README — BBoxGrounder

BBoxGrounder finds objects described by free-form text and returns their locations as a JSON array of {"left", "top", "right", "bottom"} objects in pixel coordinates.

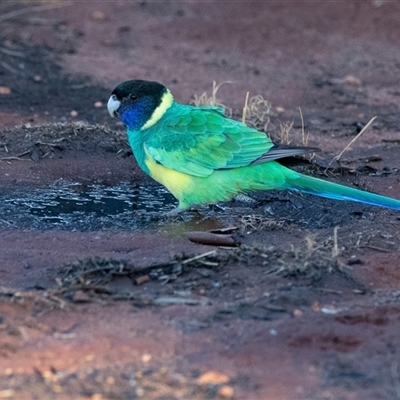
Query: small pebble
[
  {"left": 293, "top": 308, "right": 303, "bottom": 317},
  {"left": 218, "top": 385, "right": 234, "bottom": 398},
  {"left": 342, "top": 74, "right": 362, "bottom": 86},
  {"left": 92, "top": 11, "right": 106, "bottom": 21},
  {"left": 0, "top": 87, "right": 11, "bottom": 95},
  {"left": 196, "top": 371, "right": 230, "bottom": 385},
  {"left": 106, "top": 376, "right": 115, "bottom": 385},
  {"left": 141, "top": 353, "right": 152, "bottom": 363}
]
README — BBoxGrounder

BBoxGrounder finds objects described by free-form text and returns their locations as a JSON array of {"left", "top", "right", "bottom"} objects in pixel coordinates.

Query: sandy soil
[{"left": 0, "top": 1, "right": 400, "bottom": 399}]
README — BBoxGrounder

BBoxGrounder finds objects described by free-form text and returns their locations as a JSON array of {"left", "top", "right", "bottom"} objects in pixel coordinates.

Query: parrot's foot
[
  {"left": 164, "top": 206, "right": 202, "bottom": 218},
  {"left": 165, "top": 206, "right": 185, "bottom": 217}
]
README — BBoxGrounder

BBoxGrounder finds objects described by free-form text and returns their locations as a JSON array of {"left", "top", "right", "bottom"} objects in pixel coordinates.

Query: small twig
[
  {"left": 318, "top": 288, "right": 343, "bottom": 294},
  {"left": 332, "top": 226, "right": 339, "bottom": 260},
  {"left": 0, "top": 60, "right": 18, "bottom": 74},
  {"left": 35, "top": 138, "right": 66, "bottom": 147},
  {"left": 0, "top": 149, "right": 32, "bottom": 161},
  {"left": 299, "top": 107, "right": 304, "bottom": 143},
  {"left": 199, "top": 260, "right": 219, "bottom": 267},
  {"left": 328, "top": 116, "right": 377, "bottom": 167},
  {"left": 181, "top": 250, "right": 217, "bottom": 265},
  {"left": 359, "top": 245, "right": 391, "bottom": 253},
  {"left": 242, "top": 91, "right": 249, "bottom": 124},
  {"left": 0, "top": 47, "right": 24, "bottom": 57},
  {"left": 382, "top": 139, "right": 400, "bottom": 143},
  {"left": 0, "top": 156, "right": 30, "bottom": 161},
  {"left": 18, "top": 150, "right": 31, "bottom": 157},
  {"left": 299, "top": 107, "right": 309, "bottom": 146}
]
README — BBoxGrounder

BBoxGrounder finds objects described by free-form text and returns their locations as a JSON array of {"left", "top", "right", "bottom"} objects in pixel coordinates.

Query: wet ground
[{"left": 1, "top": 1, "right": 400, "bottom": 399}]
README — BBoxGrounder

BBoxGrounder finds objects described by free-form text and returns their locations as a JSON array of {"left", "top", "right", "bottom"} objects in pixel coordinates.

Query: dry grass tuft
[
  {"left": 191, "top": 81, "right": 233, "bottom": 116},
  {"left": 237, "top": 214, "right": 284, "bottom": 233},
  {"left": 192, "top": 82, "right": 272, "bottom": 131},
  {"left": 232, "top": 227, "right": 346, "bottom": 278},
  {"left": 275, "top": 108, "right": 310, "bottom": 147},
  {"left": 191, "top": 82, "right": 315, "bottom": 151},
  {"left": 277, "top": 120, "right": 294, "bottom": 145},
  {"left": 242, "top": 94, "right": 272, "bottom": 132}
]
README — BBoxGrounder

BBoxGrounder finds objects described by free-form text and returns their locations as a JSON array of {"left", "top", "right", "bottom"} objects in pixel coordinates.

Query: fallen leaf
[{"left": 186, "top": 231, "right": 238, "bottom": 247}]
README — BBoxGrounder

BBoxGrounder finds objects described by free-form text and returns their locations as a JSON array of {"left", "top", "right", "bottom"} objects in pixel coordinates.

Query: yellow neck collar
[{"left": 141, "top": 89, "right": 174, "bottom": 130}]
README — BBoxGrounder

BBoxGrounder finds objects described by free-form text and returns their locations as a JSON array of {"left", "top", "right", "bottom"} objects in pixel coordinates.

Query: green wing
[{"left": 145, "top": 104, "right": 274, "bottom": 177}]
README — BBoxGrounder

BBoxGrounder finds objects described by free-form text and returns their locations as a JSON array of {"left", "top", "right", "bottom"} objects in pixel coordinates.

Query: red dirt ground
[{"left": 0, "top": 1, "right": 400, "bottom": 399}]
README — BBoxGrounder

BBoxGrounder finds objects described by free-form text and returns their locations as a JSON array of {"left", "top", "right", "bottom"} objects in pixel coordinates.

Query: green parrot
[{"left": 107, "top": 79, "right": 400, "bottom": 212}]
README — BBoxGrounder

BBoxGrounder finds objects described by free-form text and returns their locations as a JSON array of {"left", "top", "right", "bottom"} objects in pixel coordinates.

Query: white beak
[{"left": 107, "top": 94, "right": 121, "bottom": 117}]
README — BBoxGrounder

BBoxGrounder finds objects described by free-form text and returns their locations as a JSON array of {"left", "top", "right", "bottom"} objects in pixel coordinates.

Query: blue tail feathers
[{"left": 285, "top": 171, "right": 400, "bottom": 211}]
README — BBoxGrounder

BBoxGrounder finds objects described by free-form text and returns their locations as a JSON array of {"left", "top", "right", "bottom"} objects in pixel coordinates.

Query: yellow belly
[{"left": 144, "top": 149, "right": 192, "bottom": 202}]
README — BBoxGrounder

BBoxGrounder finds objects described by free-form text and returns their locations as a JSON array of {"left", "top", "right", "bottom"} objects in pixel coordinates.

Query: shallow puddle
[
  {"left": 0, "top": 180, "right": 233, "bottom": 231},
  {"left": 1, "top": 181, "right": 178, "bottom": 230}
]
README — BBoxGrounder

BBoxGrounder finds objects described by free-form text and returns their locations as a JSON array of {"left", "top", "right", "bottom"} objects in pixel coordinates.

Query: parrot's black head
[{"left": 108, "top": 80, "right": 174, "bottom": 131}]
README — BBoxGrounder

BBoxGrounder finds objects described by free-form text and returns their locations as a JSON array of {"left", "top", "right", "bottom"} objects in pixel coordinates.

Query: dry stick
[
  {"left": 0, "top": 2, "right": 72, "bottom": 23},
  {"left": 332, "top": 226, "right": 339, "bottom": 260},
  {"left": 0, "top": 47, "right": 24, "bottom": 57},
  {"left": 298, "top": 107, "right": 309, "bottom": 147},
  {"left": 328, "top": 116, "right": 377, "bottom": 167},
  {"left": 359, "top": 245, "right": 391, "bottom": 253},
  {"left": 181, "top": 250, "right": 217, "bottom": 265},
  {"left": 383, "top": 139, "right": 400, "bottom": 143},
  {"left": 0, "top": 60, "right": 18, "bottom": 74},
  {"left": 242, "top": 91, "right": 249, "bottom": 124},
  {"left": 299, "top": 107, "right": 305, "bottom": 145},
  {"left": 210, "top": 81, "right": 217, "bottom": 106},
  {"left": 0, "top": 156, "right": 30, "bottom": 161}
]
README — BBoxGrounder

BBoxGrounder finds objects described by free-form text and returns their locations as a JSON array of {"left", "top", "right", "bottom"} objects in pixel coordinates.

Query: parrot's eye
[{"left": 129, "top": 94, "right": 138, "bottom": 101}]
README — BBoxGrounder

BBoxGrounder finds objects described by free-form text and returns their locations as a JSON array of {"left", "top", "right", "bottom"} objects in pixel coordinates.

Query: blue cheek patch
[{"left": 120, "top": 97, "right": 153, "bottom": 131}]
